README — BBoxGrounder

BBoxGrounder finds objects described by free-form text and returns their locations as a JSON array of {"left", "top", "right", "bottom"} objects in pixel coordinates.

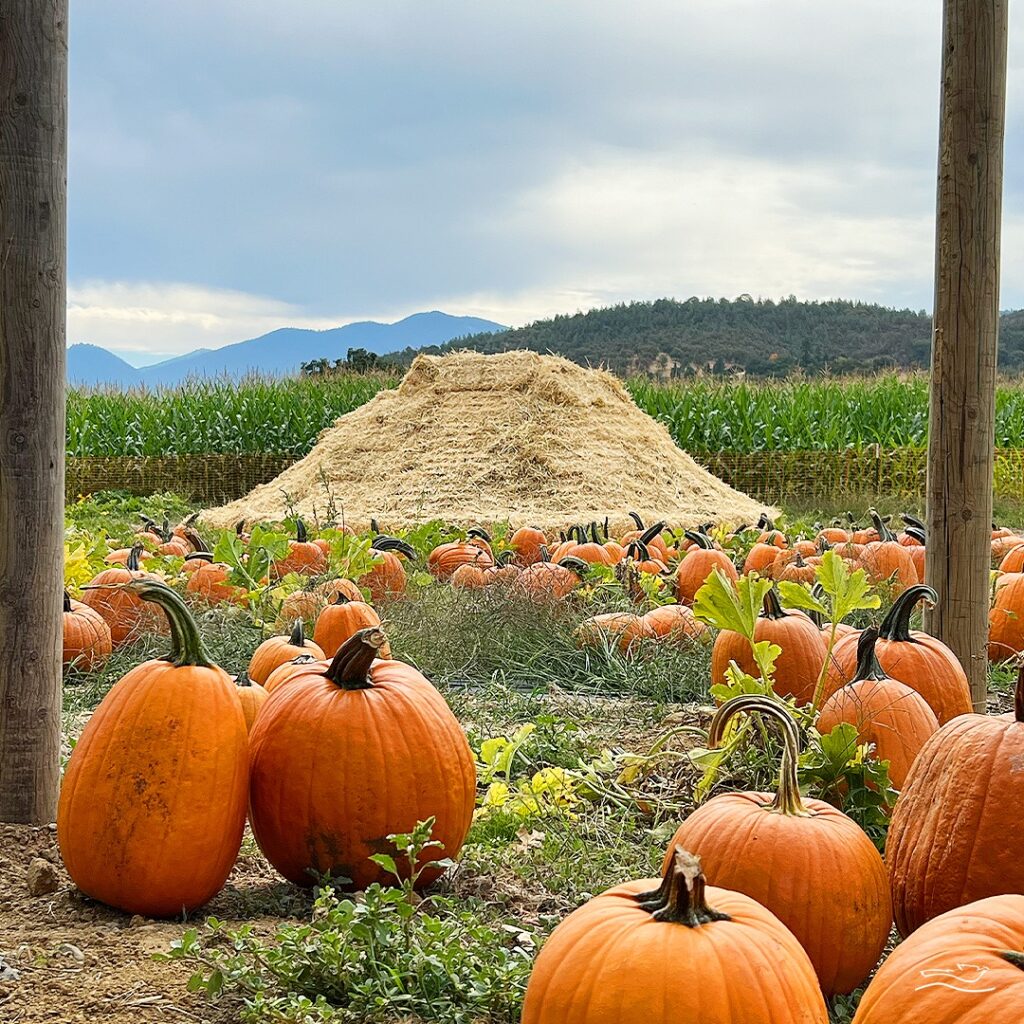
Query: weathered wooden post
[
  {"left": 0, "top": 1, "right": 68, "bottom": 822},
  {"left": 925, "top": 0, "right": 1008, "bottom": 709}
]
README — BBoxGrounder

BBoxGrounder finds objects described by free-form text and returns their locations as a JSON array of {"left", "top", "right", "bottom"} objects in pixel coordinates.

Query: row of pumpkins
[{"left": 57, "top": 570, "right": 1024, "bottom": 1023}]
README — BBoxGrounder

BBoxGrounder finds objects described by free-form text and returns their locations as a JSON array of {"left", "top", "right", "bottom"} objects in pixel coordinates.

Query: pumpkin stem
[
  {"left": 904, "top": 525, "right": 927, "bottom": 545},
  {"left": 126, "top": 579, "right": 216, "bottom": 668},
  {"left": 63, "top": 590, "right": 72, "bottom": 613},
  {"left": 852, "top": 626, "right": 886, "bottom": 682},
  {"left": 878, "top": 584, "right": 936, "bottom": 643},
  {"left": 628, "top": 511, "right": 645, "bottom": 531},
  {"left": 323, "top": 626, "right": 386, "bottom": 690},
  {"left": 538, "top": 544, "right": 552, "bottom": 563},
  {"left": 869, "top": 508, "right": 896, "bottom": 543},
  {"left": 185, "top": 550, "right": 214, "bottom": 562},
  {"left": 636, "top": 847, "right": 731, "bottom": 926},
  {"left": 1002, "top": 950, "right": 1024, "bottom": 970},
  {"left": 807, "top": 582, "right": 826, "bottom": 628},
  {"left": 235, "top": 520, "right": 246, "bottom": 537},
  {"left": 709, "top": 695, "right": 810, "bottom": 817},
  {"left": 288, "top": 618, "right": 306, "bottom": 647},
  {"left": 126, "top": 542, "right": 144, "bottom": 572},
  {"left": 901, "top": 513, "right": 926, "bottom": 532},
  {"left": 589, "top": 521, "right": 601, "bottom": 545},
  {"left": 684, "top": 529, "right": 714, "bottom": 551},
  {"left": 236, "top": 672, "right": 254, "bottom": 688},
  {"left": 496, "top": 550, "right": 516, "bottom": 567},
  {"left": 295, "top": 518, "right": 308, "bottom": 543},
  {"left": 760, "top": 586, "right": 788, "bottom": 621},
  {"left": 468, "top": 526, "right": 492, "bottom": 544},
  {"left": 371, "top": 535, "right": 416, "bottom": 560},
  {"left": 1015, "top": 663, "right": 1024, "bottom": 724},
  {"left": 640, "top": 521, "right": 666, "bottom": 546},
  {"left": 557, "top": 556, "right": 590, "bottom": 579}
]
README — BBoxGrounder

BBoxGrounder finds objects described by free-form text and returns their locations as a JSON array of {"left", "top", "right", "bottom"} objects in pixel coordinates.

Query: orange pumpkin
[
  {"left": 263, "top": 653, "right": 323, "bottom": 694},
  {"left": 664, "top": 696, "right": 891, "bottom": 995},
  {"left": 509, "top": 525, "right": 548, "bottom": 566},
  {"left": 428, "top": 535, "right": 495, "bottom": 581},
  {"left": 817, "top": 627, "right": 939, "bottom": 790},
  {"left": 774, "top": 550, "right": 817, "bottom": 585},
  {"left": 575, "top": 612, "right": 655, "bottom": 655},
  {"left": 675, "top": 532, "right": 738, "bottom": 605},
  {"left": 853, "top": 895, "right": 1024, "bottom": 1023},
  {"left": 248, "top": 619, "right": 325, "bottom": 685},
  {"left": 185, "top": 560, "right": 248, "bottom": 606},
  {"left": 313, "top": 592, "right": 389, "bottom": 659},
  {"left": 743, "top": 541, "right": 786, "bottom": 576},
  {"left": 988, "top": 571, "right": 1024, "bottom": 662},
  {"left": 515, "top": 554, "right": 588, "bottom": 600},
  {"left": 886, "top": 664, "right": 1024, "bottom": 936},
  {"left": 618, "top": 516, "right": 673, "bottom": 562},
  {"left": 711, "top": 587, "right": 827, "bottom": 705},
  {"left": 63, "top": 591, "right": 113, "bottom": 672},
  {"left": 359, "top": 535, "right": 414, "bottom": 602},
  {"left": 556, "top": 523, "right": 620, "bottom": 567},
  {"left": 57, "top": 581, "right": 249, "bottom": 917},
  {"left": 235, "top": 675, "right": 269, "bottom": 733},
  {"left": 821, "top": 585, "right": 971, "bottom": 723},
  {"left": 81, "top": 544, "right": 166, "bottom": 646},
  {"left": 641, "top": 603, "right": 708, "bottom": 644},
  {"left": 248, "top": 627, "right": 475, "bottom": 890},
  {"left": 180, "top": 550, "right": 213, "bottom": 575},
  {"left": 272, "top": 519, "right": 328, "bottom": 578},
  {"left": 622, "top": 539, "right": 668, "bottom": 576},
  {"left": 522, "top": 846, "right": 828, "bottom": 1024},
  {"left": 859, "top": 512, "right": 918, "bottom": 594}
]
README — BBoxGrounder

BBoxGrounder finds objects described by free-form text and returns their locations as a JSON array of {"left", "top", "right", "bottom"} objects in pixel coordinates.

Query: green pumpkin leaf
[
  {"left": 693, "top": 569, "right": 772, "bottom": 639},
  {"left": 777, "top": 581, "right": 829, "bottom": 616}
]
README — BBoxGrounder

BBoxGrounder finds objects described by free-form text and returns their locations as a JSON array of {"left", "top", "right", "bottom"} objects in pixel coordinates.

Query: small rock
[
  {"left": 59, "top": 943, "right": 85, "bottom": 962},
  {"left": 128, "top": 914, "right": 146, "bottom": 929},
  {"left": 0, "top": 956, "right": 20, "bottom": 982},
  {"left": 40, "top": 847, "right": 59, "bottom": 864},
  {"left": 47, "top": 822, "right": 57, "bottom": 831},
  {"left": 26, "top": 857, "right": 59, "bottom": 896}
]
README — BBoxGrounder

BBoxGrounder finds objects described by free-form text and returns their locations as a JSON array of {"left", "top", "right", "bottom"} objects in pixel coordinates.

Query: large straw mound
[{"left": 201, "top": 351, "right": 770, "bottom": 533}]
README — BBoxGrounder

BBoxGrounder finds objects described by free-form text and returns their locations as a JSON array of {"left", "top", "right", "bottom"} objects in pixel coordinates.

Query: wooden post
[
  {"left": 925, "top": 0, "right": 1008, "bottom": 710},
  {"left": 0, "top": 1, "right": 68, "bottom": 822}
]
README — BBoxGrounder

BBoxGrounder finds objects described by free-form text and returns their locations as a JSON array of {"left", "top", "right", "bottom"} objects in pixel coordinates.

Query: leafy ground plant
[{"left": 162, "top": 820, "right": 534, "bottom": 1024}]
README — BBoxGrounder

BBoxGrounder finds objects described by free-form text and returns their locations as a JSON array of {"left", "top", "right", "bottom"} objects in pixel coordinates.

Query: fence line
[{"left": 65, "top": 448, "right": 1024, "bottom": 506}]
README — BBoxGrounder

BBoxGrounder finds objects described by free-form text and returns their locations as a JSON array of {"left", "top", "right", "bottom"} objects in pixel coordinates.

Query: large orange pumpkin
[
  {"left": 235, "top": 675, "right": 270, "bottom": 733},
  {"left": 821, "top": 585, "right": 972, "bottom": 724},
  {"left": 63, "top": 591, "right": 113, "bottom": 672},
  {"left": 185, "top": 560, "right": 248, "bottom": 606},
  {"left": 711, "top": 587, "right": 827, "bottom": 705},
  {"left": 514, "top": 554, "right": 589, "bottom": 600},
  {"left": 662, "top": 696, "right": 892, "bottom": 995},
  {"left": 359, "top": 536, "right": 415, "bottom": 602},
  {"left": 675, "top": 531, "right": 738, "bottom": 605},
  {"left": 817, "top": 628, "right": 939, "bottom": 791},
  {"left": 248, "top": 627, "right": 475, "bottom": 890},
  {"left": 989, "top": 571, "right": 1024, "bottom": 662},
  {"left": 522, "top": 847, "right": 828, "bottom": 1024},
  {"left": 272, "top": 519, "right": 328, "bottom": 578},
  {"left": 263, "top": 652, "right": 323, "bottom": 694},
  {"left": 852, "top": 895, "right": 1024, "bottom": 1023},
  {"left": 57, "top": 581, "right": 249, "bottom": 917},
  {"left": 248, "top": 619, "right": 325, "bottom": 685},
  {"left": 509, "top": 525, "right": 548, "bottom": 566},
  {"left": 575, "top": 612, "right": 655, "bottom": 655},
  {"left": 313, "top": 592, "right": 390, "bottom": 659},
  {"left": 859, "top": 512, "right": 918, "bottom": 593},
  {"left": 81, "top": 544, "right": 166, "bottom": 645},
  {"left": 886, "top": 663, "right": 1024, "bottom": 936},
  {"left": 641, "top": 603, "right": 708, "bottom": 644},
  {"left": 427, "top": 533, "right": 494, "bottom": 580}
]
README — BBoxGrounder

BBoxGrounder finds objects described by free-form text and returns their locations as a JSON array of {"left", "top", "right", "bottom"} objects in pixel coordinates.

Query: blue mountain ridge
[{"left": 67, "top": 311, "right": 506, "bottom": 388}]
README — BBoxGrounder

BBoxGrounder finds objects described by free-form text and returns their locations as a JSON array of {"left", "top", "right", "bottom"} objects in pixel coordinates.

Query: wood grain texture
[
  {"left": 0, "top": 2, "right": 68, "bottom": 822},
  {"left": 925, "top": 0, "right": 1008, "bottom": 709}
]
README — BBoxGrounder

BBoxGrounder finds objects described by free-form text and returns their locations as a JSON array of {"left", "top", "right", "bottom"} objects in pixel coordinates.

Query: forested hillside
[{"left": 386, "top": 297, "right": 1024, "bottom": 376}]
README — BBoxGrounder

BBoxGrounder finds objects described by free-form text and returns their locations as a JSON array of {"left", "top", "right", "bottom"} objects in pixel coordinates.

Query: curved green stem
[
  {"left": 878, "top": 584, "right": 936, "bottom": 642},
  {"left": 295, "top": 518, "right": 308, "bottom": 543},
  {"left": 288, "top": 618, "right": 307, "bottom": 647},
  {"left": 853, "top": 626, "right": 885, "bottom": 682},
  {"left": 126, "top": 579, "right": 216, "bottom": 668},
  {"left": 372, "top": 536, "right": 416, "bottom": 560},
  {"left": 709, "top": 695, "right": 809, "bottom": 816},
  {"left": 324, "top": 626, "right": 386, "bottom": 690},
  {"left": 637, "top": 848, "right": 730, "bottom": 926},
  {"left": 628, "top": 511, "right": 645, "bottom": 531},
  {"left": 869, "top": 508, "right": 897, "bottom": 543},
  {"left": 684, "top": 529, "right": 714, "bottom": 550},
  {"left": 126, "top": 543, "right": 144, "bottom": 572},
  {"left": 557, "top": 556, "right": 590, "bottom": 578}
]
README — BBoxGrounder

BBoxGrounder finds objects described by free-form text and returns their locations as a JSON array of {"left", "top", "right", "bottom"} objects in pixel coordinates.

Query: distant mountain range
[{"left": 67, "top": 311, "right": 506, "bottom": 388}]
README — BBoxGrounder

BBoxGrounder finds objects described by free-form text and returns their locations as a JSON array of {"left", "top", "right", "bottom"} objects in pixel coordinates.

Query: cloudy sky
[{"left": 70, "top": 1, "right": 1024, "bottom": 364}]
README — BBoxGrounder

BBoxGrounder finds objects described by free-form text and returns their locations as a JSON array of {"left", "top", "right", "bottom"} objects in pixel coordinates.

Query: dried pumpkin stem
[
  {"left": 288, "top": 618, "right": 306, "bottom": 647},
  {"left": 63, "top": 591, "right": 72, "bottom": 614},
  {"left": 126, "top": 579, "right": 216, "bottom": 669},
  {"left": 324, "top": 627, "right": 386, "bottom": 690},
  {"left": 853, "top": 626, "right": 885, "bottom": 683},
  {"left": 1003, "top": 950, "right": 1024, "bottom": 970},
  {"left": 636, "top": 848, "right": 730, "bottom": 926},
  {"left": 878, "top": 584, "right": 936, "bottom": 643},
  {"left": 709, "top": 694, "right": 810, "bottom": 817}
]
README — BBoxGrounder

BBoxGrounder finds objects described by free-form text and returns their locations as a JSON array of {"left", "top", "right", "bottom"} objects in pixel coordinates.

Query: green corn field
[{"left": 65, "top": 372, "right": 1024, "bottom": 457}]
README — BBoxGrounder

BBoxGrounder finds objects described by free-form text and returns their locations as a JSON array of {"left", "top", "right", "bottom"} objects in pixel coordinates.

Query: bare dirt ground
[{"left": 0, "top": 824, "right": 307, "bottom": 1024}]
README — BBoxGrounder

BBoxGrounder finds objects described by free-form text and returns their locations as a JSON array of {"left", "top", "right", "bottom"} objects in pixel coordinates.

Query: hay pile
[{"left": 201, "top": 351, "right": 769, "bottom": 533}]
